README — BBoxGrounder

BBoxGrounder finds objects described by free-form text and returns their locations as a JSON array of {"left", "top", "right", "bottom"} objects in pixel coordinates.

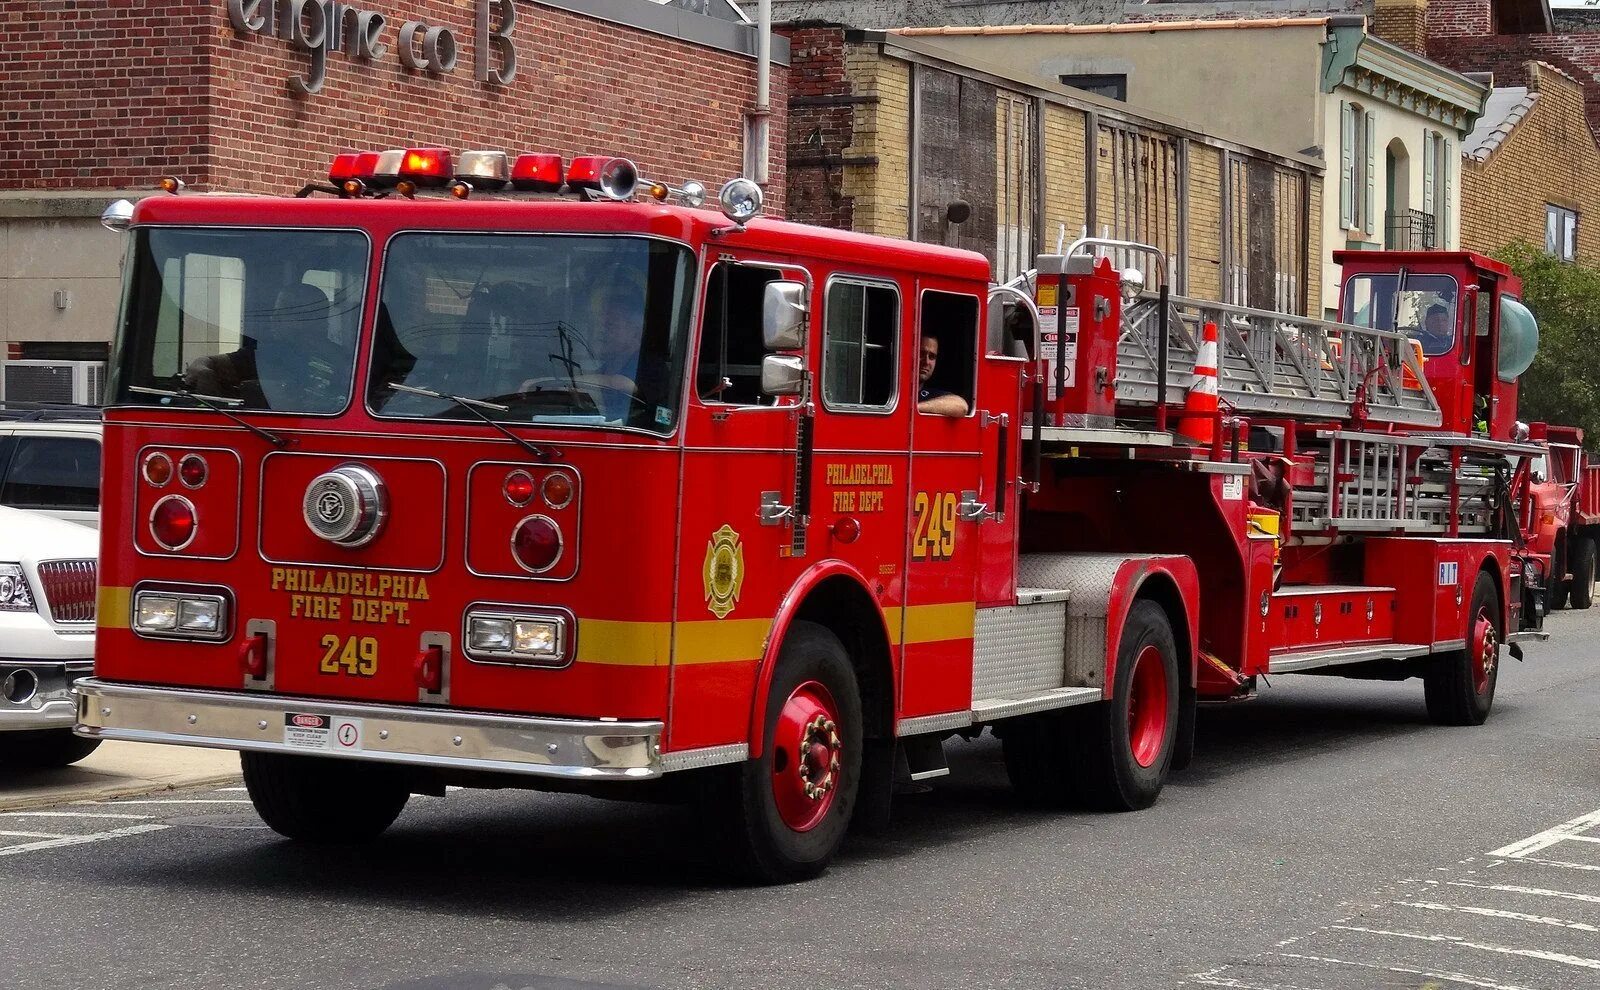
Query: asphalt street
[{"left": 1, "top": 608, "right": 1598, "bottom": 990}]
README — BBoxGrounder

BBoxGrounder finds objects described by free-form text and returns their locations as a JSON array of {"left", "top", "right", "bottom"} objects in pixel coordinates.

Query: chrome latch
[
  {"left": 957, "top": 489, "right": 992, "bottom": 523},
  {"left": 759, "top": 491, "right": 793, "bottom": 526}
]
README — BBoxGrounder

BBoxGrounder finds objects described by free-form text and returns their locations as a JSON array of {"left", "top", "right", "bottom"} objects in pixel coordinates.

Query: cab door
[{"left": 900, "top": 281, "right": 985, "bottom": 721}]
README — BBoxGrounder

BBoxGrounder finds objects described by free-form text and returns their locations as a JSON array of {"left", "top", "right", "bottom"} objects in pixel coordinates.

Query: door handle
[{"left": 958, "top": 490, "right": 992, "bottom": 523}]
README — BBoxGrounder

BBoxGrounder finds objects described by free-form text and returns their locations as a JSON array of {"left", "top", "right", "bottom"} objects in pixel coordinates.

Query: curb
[{"left": 0, "top": 769, "right": 244, "bottom": 814}]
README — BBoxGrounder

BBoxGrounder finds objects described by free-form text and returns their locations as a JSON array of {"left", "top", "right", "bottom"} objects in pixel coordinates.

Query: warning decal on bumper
[{"left": 283, "top": 713, "right": 364, "bottom": 752}]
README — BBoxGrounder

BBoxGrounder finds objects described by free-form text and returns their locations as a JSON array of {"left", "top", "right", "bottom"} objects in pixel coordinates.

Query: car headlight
[
  {"left": 0, "top": 563, "right": 35, "bottom": 612},
  {"left": 132, "top": 588, "right": 230, "bottom": 641},
  {"left": 465, "top": 609, "right": 569, "bottom": 667}
]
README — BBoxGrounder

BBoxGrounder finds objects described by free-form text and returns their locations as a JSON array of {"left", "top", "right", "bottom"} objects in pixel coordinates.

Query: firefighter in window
[
  {"left": 1414, "top": 302, "right": 1454, "bottom": 356},
  {"left": 183, "top": 282, "right": 340, "bottom": 409},
  {"left": 917, "top": 335, "right": 969, "bottom": 417}
]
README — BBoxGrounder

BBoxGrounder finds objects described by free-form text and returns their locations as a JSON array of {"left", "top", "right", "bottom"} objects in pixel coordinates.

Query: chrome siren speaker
[
  {"left": 597, "top": 157, "right": 638, "bottom": 201},
  {"left": 302, "top": 464, "right": 388, "bottom": 547}
]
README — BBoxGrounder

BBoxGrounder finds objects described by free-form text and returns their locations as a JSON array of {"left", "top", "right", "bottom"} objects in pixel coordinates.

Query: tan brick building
[
  {"left": 782, "top": 26, "right": 1324, "bottom": 313},
  {"left": 1460, "top": 60, "right": 1600, "bottom": 263}
]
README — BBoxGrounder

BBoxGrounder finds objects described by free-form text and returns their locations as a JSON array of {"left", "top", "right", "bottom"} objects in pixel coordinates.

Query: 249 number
[
  {"left": 912, "top": 491, "right": 958, "bottom": 561},
  {"left": 319, "top": 634, "right": 378, "bottom": 677}
]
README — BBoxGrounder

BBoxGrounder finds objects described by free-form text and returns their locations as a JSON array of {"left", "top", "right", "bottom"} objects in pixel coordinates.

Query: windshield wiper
[
  {"left": 388, "top": 382, "right": 553, "bottom": 461},
  {"left": 129, "top": 385, "right": 289, "bottom": 449}
]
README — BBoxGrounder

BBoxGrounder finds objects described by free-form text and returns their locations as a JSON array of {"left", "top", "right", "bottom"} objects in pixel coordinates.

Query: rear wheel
[
  {"left": 0, "top": 730, "right": 100, "bottom": 769},
  {"left": 1570, "top": 537, "right": 1595, "bottom": 610},
  {"left": 1424, "top": 571, "right": 1502, "bottom": 726},
  {"left": 715, "top": 621, "right": 862, "bottom": 883},
  {"left": 1069, "top": 600, "right": 1180, "bottom": 811},
  {"left": 242, "top": 752, "right": 409, "bottom": 842}
]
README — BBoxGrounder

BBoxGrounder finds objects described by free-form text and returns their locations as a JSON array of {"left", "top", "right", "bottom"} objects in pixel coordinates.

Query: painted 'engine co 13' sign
[{"left": 227, "top": 0, "right": 517, "bottom": 95}]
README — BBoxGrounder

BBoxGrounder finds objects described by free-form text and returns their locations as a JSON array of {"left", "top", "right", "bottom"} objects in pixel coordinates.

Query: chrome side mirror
[
  {"left": 101, "top": 199, "right": 134, "bottom": 232},
  {"left": 762, "top": 280, "right": 808, "bottom": 350},
  {"left": 1119, "top": 267, "right": 1145, "bottom": 301},
  {"left": 760, "top": 354, "right": 805, "bottom": 396}
]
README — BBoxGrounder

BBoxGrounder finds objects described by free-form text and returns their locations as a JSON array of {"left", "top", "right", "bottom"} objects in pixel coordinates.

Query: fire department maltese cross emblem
[{"left": 702, "top": 524, "right": 745, "bottom": 619}]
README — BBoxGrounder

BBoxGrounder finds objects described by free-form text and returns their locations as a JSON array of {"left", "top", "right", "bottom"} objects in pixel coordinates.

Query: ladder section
[
  {"left": 1289, "top": 430, "right": 1499, "bottom": 535},
  {"left": 1117, "top": 294, "right": 1443, "bottom": 428}
]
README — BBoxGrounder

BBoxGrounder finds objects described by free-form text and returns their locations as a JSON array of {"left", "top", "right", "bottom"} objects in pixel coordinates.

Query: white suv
[
  {"left": 0, "top": 410, "right": 102, "bottom": 529},
  {"left": 0, "top": 503, "right": 99, "bottom": 767}
]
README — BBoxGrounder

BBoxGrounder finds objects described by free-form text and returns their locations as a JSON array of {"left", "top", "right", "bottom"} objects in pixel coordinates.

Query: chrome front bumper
[
  {"left": 73, "top": 678, "right": 663, "bottom": 780},
  {"left": 1, "top": 662, "right": 92, "bottom": 732}
]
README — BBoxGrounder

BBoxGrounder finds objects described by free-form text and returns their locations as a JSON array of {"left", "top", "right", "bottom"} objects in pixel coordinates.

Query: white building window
[
  {"left": 1422, "top": 129, "right": 1451, "bottom": 249},
  {"left": 1547, "top": 205, "right": 1578, "bottom": 262},
  {"left": 1340, "top": 102, "right": 1376, "bottom": 235}
]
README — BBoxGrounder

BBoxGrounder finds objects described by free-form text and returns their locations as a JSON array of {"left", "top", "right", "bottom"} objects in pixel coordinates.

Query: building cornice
[{"left": 1343, "top": 33, "right": 1488, "bottom": 134}]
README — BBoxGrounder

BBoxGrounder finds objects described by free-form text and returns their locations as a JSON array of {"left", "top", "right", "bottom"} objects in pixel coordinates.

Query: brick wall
[
  {"left": 1, "top": 1, "right": 786, "bottom": 214},
  {"left": 841, "top": 46, "right": 912, "bottom": 239},
  {"left": 1040, "top": 103, "right": 1090, "bottom": 249},
  {"left": 1187, "top": 144, "right": 1225, "bottom": 301},
  {"left": 782, "top": 26, "right": 854, "bottom": 230},
  {"left": 1372, "top": 0, "right": 1429, "bottom": 54},
  {"left": 1426, "top": 0, "right": 1600, "bottom": 146},
  {"left": 1460, "top": 62, "right": 1600, "bottom": 262}
]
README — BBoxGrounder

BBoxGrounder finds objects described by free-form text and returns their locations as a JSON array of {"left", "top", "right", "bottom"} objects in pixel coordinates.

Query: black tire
[
  {"left": 1169, "top": 686, "right": 1198, "bottom": 774},
  {"left": 0, "top": 730, "right": 100, "bottom": 769},
  {"left": 241, "top": 752, "right": 409, "bottom": 842},
  {"left": 1424, "top": 570, "right": 1502, "bottom": 726},
  {"left": 1069, "top": 600, "right": 1180, "bottom": 811},
  {"left": 715, "top": 621, "right": 862, "bottom": 883},
  {"left": 1570, "top": 537, "right": 1595, "bottom": 610},
  {"left": 1549, "top": 540, "right": 1569, "bottom": 612}
]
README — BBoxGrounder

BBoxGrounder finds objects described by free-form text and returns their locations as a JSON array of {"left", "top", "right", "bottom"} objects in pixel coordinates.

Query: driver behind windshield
[
  {"left": 183, "top": 282, "right": 335, "bottom": 406},
  {"left": 1413, "top": 302, "right": 1454, "bottom": 356},
  {"left": 521, "top": 269, "right": 667, "bottom": 423}
]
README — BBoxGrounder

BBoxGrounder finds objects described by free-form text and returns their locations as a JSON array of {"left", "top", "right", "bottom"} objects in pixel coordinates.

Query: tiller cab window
[
  {"left": 367, "top": 234, "right": 695, "bottom": 435},
  {"left": 1342, "top": 272, "right": 1459, "bottom": 357},
  {"left": 113, "top": 228, "right": 368, "bottom": 413}
]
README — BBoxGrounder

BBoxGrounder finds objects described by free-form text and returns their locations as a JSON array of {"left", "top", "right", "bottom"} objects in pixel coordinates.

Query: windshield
[
  {"left": 1341, "top": 273, "right": 1459, "bottom": 357},
  {"left": 367, "top": 234, "right": 694, "bottom": 435},
  {"left": 111, "top": 228, "right": 367, "bottom": 413}
]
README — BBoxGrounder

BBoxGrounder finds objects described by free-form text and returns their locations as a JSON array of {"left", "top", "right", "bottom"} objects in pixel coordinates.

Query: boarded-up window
[
  {"left": 1096, "top": 121, "right": 1184, "bottom": 292},
  {"left": 914, "top": 67, "right": 998, "bottom": 263},
  {"left": 1224, "top": 154, "right": 1307, "bottom": 315}
]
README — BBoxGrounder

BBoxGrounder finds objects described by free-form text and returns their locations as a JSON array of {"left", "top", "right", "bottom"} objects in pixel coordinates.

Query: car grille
[{"left": 36, "top": 559, "right": 96, "bottom": 624}]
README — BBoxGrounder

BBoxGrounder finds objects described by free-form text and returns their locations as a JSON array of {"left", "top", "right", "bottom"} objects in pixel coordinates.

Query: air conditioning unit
[{"left": 0, "top": 359, "right": 107, "bottom": 406}]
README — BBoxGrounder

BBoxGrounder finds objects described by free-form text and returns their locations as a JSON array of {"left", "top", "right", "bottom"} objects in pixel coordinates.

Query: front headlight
[
  {"left": 132, "top": 588, "right": 230, "bottom": 641},
  {"left": 0, "top": 563, "right": 35, "bottom": 612},
  {"left": 465, "top": 609, "right": 569, "bottom": 667}
]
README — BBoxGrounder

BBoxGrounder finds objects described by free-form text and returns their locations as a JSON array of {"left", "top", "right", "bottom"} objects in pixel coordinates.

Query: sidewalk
[{"left": 0, "top": 741, "right": 241, "bottom": 812}]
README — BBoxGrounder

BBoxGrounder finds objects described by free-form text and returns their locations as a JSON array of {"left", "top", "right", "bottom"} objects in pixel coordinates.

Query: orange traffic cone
[{"left": 1178, "top": 320, "right": 1219, "bottom": 445}]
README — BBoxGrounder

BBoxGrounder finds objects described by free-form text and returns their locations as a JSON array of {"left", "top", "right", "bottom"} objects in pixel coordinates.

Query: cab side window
[
  {"left": 919, "top": 290, "right": 978, "bottom": 416},
  {"left": 822, "top": 278, "right": 898, "bottom": 410},
  {"left": 0, "top": 437, "right": 101, "bottom": 511},
  {"left": 698, "top": 263, "right": 784, "bottom": 405}
]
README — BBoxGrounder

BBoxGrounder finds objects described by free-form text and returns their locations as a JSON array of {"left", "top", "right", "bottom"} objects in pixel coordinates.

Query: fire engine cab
[{"left": 77, "top": 148, "right": 1546, "bottom": 882}]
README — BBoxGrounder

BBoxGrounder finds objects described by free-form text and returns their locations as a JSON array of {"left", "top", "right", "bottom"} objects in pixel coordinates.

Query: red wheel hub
[
  {"left": 770, "top": 680, "right": 843, "bottom": 832},
  {"left": 1471, "top": 606, "right": 1499, "bottom": 696},
  {"left": 1127, "top": 644, "right": 1170, "bottom": 769}
]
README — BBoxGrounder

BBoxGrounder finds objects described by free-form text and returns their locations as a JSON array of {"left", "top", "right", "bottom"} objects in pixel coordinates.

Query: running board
[
  {"left": 895, "top": 686, "right": 1103, "bottom": 737},
  {"left": 1268, "top": 642, "right": 1432, "bottom": 674}
]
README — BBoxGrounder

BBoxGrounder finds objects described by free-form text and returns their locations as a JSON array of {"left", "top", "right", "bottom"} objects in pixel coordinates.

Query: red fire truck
[
  {"left": 1522, "top": 423, "right": 1600, "bottom": 610},
  {"left": 77, "top": 149, "right": 1547, "bottom": 881}
]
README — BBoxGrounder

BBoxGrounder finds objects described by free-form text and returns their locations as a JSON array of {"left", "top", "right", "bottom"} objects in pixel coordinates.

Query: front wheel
[
  {"left": 1570, "top": 537, "right": 1596, "bottom": 610},
  {"left": 0, "top": 730, "right": 100, "bottom": 769},
  {"left": 241, "top": 752, "right": 409, "bottom": 842},
  {"left": 1424, "top": 570, "right": 1502, "bottom": 726},
  {"left": 713, "top": 621, "right": 862, "bottom": 883}
]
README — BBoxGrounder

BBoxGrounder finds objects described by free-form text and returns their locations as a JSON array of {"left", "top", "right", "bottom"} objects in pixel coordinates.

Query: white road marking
[
  {"left": 0, "top": 811, "right": 153, "bottom": 820},
  {"left": 214, "top": 787, "right": 247, "bottom": 792},
  {"left": 1503, "top": 856, "right": 1600, "bottom": 873},
  {"left": 1189, "top": 975, "right": 1325, "bottom": 990},
  {"left": 1274, "top": 952, "right": 1540, "bottom": 990},
  {"left": 1396, "top": 899, "right": 1600, "bottom": 933},
  {"left": 1331, "top": 924, "right": 1600, "bottom": 970},
  {"left": 1488, "top": 808, "right": 1600, "bottom": 858},
  {"left": 1436, "top": 879, "right": 1600, "bottom": 906},
  {"left": 0, "top": 824, "right": 170, "bottom": 857},
  {"left": 0, "top": 830, "right": 67, "bottom": 840},
  {"left": 100, "top": 799, "right": 251, "bottom": 805}
]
